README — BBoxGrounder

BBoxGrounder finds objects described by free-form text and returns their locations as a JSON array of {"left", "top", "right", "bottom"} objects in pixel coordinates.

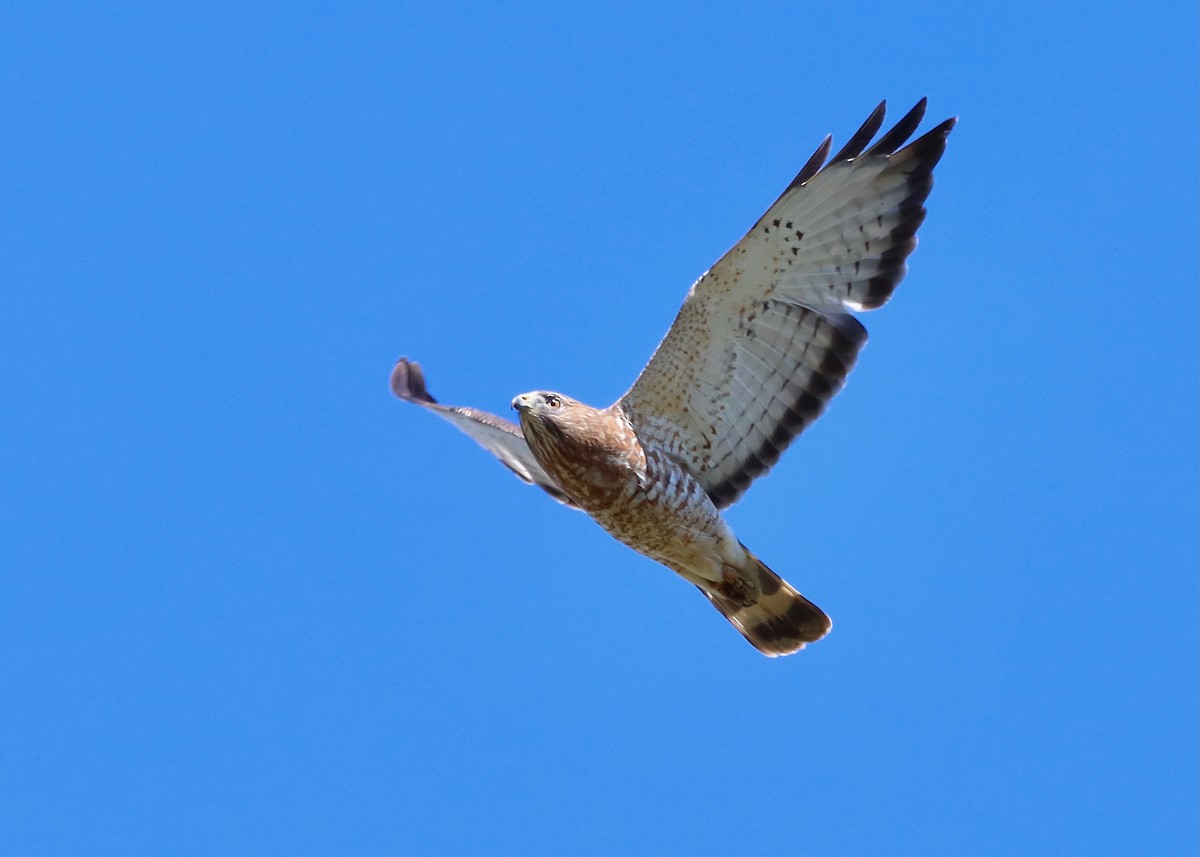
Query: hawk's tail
[{"left": 700, "top": 548, "right": 831, "bottom": 657}]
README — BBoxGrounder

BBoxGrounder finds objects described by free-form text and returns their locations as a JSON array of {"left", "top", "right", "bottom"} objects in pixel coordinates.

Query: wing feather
[
  {"left": 390, "top": 358, "right": 579, "bottom": 508},
  {"left": 619, "top": 102, "right": 954, "bottom": 508}
]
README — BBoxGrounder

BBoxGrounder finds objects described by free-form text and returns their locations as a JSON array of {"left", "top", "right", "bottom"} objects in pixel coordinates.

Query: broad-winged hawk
[{"left": 393, "top": 100, "right": 955, "bottom": 656}]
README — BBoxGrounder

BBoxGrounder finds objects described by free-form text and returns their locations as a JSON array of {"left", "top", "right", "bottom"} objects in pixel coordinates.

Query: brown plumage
[
  {"left": 510, "top": 391, "right": 830, "bottom": 655},
  {"left": 393, "top": 101, "right": 955, "bottom": 656}
]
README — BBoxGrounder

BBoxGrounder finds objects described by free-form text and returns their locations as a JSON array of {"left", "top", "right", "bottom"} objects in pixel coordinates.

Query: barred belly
[{"left": 585, "top": 447, "right": 737, "bottom": 585}]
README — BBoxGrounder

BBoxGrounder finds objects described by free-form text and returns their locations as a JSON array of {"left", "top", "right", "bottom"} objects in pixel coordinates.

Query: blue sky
[{"left": 2, "top": 2, "right": 1196, "bottom": 855}]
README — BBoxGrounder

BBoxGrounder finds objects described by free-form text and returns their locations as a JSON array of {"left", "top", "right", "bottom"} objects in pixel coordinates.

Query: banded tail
[{"left": 701, "top": 547, "right": 831, "bottom": 657}]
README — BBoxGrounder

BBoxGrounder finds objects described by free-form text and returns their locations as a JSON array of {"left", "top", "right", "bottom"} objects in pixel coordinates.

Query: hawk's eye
[{"left": 544, "top": 394, "right": 561, "bottom": 408}]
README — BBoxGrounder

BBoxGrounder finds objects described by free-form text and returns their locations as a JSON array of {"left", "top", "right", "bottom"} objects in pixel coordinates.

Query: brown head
[
  {"left": 511, "top": 391, "right": 632, "bottom": 503},
  {"left": 511, "top": 390, "right": 592, "bottom": 450}
]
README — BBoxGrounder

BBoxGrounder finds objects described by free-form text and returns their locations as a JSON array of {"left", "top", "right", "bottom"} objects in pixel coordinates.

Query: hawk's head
[
  {"left": 511, "top": 390, "right": 597, "bottom": 450},
  {"left": 511, "top": 390, "right": 630, "bottom": 505},
  {"left": 511, "top": 390, "right": 574, "bottom": 417}
]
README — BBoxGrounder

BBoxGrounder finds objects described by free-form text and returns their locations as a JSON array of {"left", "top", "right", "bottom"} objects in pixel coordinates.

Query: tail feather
[{"left": 702, "top": 549, "right": 831, "bottom": 657}]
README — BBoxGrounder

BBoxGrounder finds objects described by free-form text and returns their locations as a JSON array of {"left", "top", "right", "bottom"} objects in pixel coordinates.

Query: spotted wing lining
[{"left": 620, "top": 100, "right": 955, "bottom": 508}]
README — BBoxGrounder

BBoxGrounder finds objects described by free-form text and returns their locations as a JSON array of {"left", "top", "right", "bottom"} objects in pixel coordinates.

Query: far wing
[
  {"left": 391, "top": 358, "right": 579, "bottom": 508},
  {"left": 619, "top": 100, "right": 955, "bottom": 509}
]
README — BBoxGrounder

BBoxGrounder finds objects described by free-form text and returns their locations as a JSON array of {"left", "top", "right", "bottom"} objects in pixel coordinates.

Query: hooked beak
[{"left": 511, "top": 393, "right": 534, "bottom": 412}]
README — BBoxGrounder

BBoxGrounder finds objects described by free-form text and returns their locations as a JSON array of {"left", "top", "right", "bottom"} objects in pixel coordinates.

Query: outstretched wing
[
  {"left": 619, "top": 100, "right": 955, "bottom": 509},
  {"left": 390, "top": 358, "right": 579, "bottom": 508}
]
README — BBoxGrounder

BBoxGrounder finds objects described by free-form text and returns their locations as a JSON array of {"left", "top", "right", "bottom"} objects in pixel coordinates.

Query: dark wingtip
[
  {"left": 829, "top": 100, "right": 887, "bottom": 163},
  {"left": 864, "top": 97, "right": 929, "bottom": 157},
  {"left": 932, "top": 115, "right": 958, "bottom": 136},
  {"left": 895, "top": 114, "right": 957, "bottom": 171},
  {"left": 390, "top": 357, "right": 437, "bottom": 404},
  {"left": 784, "top": 134, "right": 833, "bottom": 192}
]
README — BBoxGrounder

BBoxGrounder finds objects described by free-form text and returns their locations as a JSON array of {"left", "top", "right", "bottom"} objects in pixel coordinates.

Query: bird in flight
[{"left": 393, "top": 100, "right": 955, "bottom": 656}]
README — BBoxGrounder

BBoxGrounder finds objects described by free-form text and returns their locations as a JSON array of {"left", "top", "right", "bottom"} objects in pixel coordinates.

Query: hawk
[{"left": 393, "top": 100, "right": 954, "bottom": 656}]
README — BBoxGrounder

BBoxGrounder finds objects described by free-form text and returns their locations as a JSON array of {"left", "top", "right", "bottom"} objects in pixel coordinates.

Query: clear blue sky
[{"left": 2, "top": 3, "right": 1196, "bottom": 855}]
